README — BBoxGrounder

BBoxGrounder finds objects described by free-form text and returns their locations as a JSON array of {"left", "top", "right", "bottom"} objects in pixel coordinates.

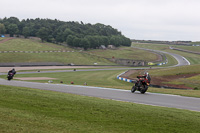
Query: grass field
[
  {"left": 0, "top": 52, "right": 117, "bottom": 65},
  {"left": 0, "top": 38, "right": 73, "bottom": 51},
  {"left": 0, "top": 38, "right": 164, "bottom": 65},
  {"left": 150, "top": 64, "right": 200, "bottom": 76},
  {"left": 173, "top": 45, "right": 200, "bottom": 52},
  {"left": 0, "top": 85, "right": 200, "bottom": 133},
  {"left": 86, "top": 47, "right": 159, "bottom": 61}
]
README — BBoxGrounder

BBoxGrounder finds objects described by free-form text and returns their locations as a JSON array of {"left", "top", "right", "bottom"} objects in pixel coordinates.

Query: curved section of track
[
  {"left": 0, "top": 78, "right": 199, "bottom": 112},
  {"left": 132, "top": 47, "right": 190, "bottom": 66}
]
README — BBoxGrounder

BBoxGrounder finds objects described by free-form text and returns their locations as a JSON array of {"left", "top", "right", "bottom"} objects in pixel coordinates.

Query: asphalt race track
[
  {"left": 132, "top": 46, "right": 190, "bottom": 66},
  {"left": 0, "top": 78, "right": 199, "bottom": 112},
  {"left": 0, "top": 49, "right": 199, "bottom": 112}
]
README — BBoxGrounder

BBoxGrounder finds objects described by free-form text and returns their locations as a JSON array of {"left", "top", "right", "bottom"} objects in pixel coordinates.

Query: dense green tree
[
  {"left": 55, "top": 31, "right": 64, "bottom": 42},
  {"left": 7, "top": 24, "right": 19, "bottom": 37},
  {"left": 101, "top": 36, "right": 110, "bottom": 47},
  {"left": 80, "top": 38, "right": 90, "bottom": 50},
  {"left": 0, "top": 23, "right": 6, "bottom": 34},
  {"left": 22, "top": 26, "right": 30, "bottom": 38},
  {"left": 63, "top": 28, "right": 74, "bottom": 41},
  {"left": 85, "top": 36, "right": 96, "bottom": 48},
  {"left": 66, "top": 35, "right": 75, "bottom": 46},
  {"left": 1, "top": 17, "right": 131, "bottom": 49},
  {"left": 5, "top": 17, "right": 20, "bottom": 25},
  {"left": 73, "top": 37, "right": 81, "bottom": 47},
  {"left": 37, "top": 27, "right": 49, "bottom": 42}
]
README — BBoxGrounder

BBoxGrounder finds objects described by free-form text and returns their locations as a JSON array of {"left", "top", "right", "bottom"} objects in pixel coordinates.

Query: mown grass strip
[
  {"left": 0, "top": 52, "right": 116, "bottom": 65},
  {"left": 0, "top": 85, "right": 200, "bottom": 133}
]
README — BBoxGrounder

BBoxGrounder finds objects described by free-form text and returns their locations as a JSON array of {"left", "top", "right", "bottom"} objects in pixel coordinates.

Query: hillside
[{"left": 0, "top": 38, "right": 160, "bottom": 66}]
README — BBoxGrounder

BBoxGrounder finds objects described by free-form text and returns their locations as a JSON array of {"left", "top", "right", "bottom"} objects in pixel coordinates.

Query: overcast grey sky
[{"left": 1, "top": 0, "right": 200, "bottom": 41}]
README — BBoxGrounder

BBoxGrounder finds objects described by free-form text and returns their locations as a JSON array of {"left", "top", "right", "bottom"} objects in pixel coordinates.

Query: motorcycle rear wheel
[
  {"left": 131, "top": 86, "right": 137, "bottom": 93},
  {"left": 7, "top": 77, "right": 12, "bottom": 80},
  {"left": 140, "top": 85, "right": 148, "bottom": 94}
]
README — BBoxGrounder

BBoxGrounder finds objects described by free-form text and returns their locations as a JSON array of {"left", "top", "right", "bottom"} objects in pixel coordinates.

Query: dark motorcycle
[
  {"left": 131, "top": 74, "right": 151, "bottom": 94},
  {"left": 7, "top": 72, "right": 14, "bottom": 80},
  {"left": 7, "top": 69, "right": 16, "bottom": 81}
]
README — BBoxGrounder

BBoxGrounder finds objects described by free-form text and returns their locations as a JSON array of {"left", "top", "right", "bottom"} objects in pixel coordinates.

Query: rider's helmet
[{"left": 144, "top": 72, "right": 148, "bottom": 77}]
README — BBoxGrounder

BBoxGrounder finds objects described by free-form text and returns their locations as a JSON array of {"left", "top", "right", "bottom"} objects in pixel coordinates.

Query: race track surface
[
  {"left": 0, "top": 78, "right": 199, "bottom": 112},
  {"left": 132, "top": 47, "right": 190, "bottom": 66}
]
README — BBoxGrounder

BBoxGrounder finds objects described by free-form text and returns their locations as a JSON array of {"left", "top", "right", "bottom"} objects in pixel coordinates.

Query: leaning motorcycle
[
  {"left": 131, "top": 75, "right": 150, "bottom": 94},
  {"left": 7, "top": 72, "right": 14, "bottom": 80}
]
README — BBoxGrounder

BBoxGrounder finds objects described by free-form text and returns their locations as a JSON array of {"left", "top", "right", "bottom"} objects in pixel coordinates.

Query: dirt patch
[
  {"left": 151, "top": 74, "right": 198, "bottom": 90},
  {"left": 15, "top": 77, "right": 57, "bottom": 80},
  {"left": 0, "top": 37, "right": 14, "bottom": 44},
  {"left": 121, "top": 70, "right": 197, "bottom": 89}
]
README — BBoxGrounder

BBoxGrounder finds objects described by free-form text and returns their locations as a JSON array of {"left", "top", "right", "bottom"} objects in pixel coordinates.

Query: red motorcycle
[{"left": 131, "top": 73, "right": 151, "bottom": 94}]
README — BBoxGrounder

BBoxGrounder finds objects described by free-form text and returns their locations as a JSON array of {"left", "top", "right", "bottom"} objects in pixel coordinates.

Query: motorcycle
[
  {"left": 7, "top": 72, "right": 14, "bottom": 81},
  {"left": 7, "top": 69, "right": 16, "bottom": 81},
  {"left": 131, "top": 73, "right": 151, "bottom": 94}
]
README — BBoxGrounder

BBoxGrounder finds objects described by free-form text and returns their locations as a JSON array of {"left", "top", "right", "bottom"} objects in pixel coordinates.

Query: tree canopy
[{"left": 0, "top": 17, "right": 131, "bottom": 49}]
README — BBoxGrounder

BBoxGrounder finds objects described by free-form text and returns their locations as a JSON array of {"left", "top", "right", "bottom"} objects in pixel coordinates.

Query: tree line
[{"left": 0, "top": 17, "right": 131, "bottom": 50}]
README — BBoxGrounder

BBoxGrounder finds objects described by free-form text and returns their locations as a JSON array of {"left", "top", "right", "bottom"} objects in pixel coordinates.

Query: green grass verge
[
  {"left": 0, "top": 85, "right": 200, "bottom": 133},
  {"left": 1, "top": 68, "right": 200, "bottom": 97}
]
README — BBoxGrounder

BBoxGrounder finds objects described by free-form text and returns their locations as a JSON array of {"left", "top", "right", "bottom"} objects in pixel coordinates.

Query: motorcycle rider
[
  {"left": 144, "top": 72, "right": 151, "bottom": 85},
  {"left": 7, "top": 68, "right": 16, "bottom": 79},
  {"left": 8, "top": 68, "right": 16, "bottom": 75},
  {"left": 131, "top": 71, "right": 151, "bottom": 94}
]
